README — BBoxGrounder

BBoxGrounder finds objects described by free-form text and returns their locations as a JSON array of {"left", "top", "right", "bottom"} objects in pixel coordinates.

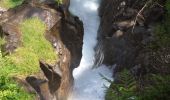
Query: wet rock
[
  {"left": 25, "top": 61, "right": 62, "bottom": 100},
  {"left": 39, "top": 61, "right": 61, "bottom": 94},
  {"left": 49, "top": 15, "right": 83, "bottom": 99},
  {"left": 12, "top": 76, "right": 36, "bottom": 94},
  {"left": 95, "top": 0, "right": 165, "bottom": 74}
]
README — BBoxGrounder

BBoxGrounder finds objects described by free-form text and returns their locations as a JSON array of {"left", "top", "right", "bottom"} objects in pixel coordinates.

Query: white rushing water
[{"left": 69, "top": 0, "right": 113, "bottom": 100}]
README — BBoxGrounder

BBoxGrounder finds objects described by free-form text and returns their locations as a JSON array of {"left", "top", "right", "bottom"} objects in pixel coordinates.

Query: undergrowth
[
  {"left": 106, "top": 1, "right": 170, "bottom": 100},
  {"left": 105, "top": 70, "right": 170, "bottom": 100},
  {"left": 0, "top": 51, "right": 34, "bottom": 100},
  {"left": 148, "top": 0, "right": 170, "bottom": 49},
  {"left": 105, "top": 69, "right": 137, "bottom": 100}
]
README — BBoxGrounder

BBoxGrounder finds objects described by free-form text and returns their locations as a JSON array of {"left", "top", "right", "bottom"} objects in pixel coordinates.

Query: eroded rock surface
[
  {"left": 95, "top": 0, "right": 166, "bottom": 75},
  {"left": 0, "top": 0, "right": 83, "bottom": 100}
]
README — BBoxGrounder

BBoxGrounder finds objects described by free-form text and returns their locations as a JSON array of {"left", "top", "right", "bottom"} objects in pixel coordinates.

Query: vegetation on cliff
[
  {"left": 0, "top": 0, "right": 63, "bottom": 9},
  {"left": 105, "top": 0, "right": 170, "bottom": 100},
  {"left": 0, "top": 0, "right": 24, "bottom": 9},
  {"left": 106, "top": 70, "right": 170, "bottom": 100},
  {"left": 0, "top": 17, "right": 57, "bottom": 99}
]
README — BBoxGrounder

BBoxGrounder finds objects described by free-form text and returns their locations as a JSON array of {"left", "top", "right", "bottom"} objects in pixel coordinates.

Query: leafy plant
[
  {"left": 105, "top": 69, "right": 170, "bottom": 100},
  {"left": 105, "top": 69, "right": 137, "bottom": 100}
]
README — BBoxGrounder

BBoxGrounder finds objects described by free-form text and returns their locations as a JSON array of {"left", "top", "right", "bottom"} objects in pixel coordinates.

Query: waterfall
[{"left": 69, "top": 0, "right": 113, "bottom": 100}]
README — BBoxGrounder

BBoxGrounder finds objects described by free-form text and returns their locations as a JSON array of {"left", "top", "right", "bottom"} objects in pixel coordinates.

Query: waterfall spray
[{"left": 69, "top": 0, "right": 112, "bottom": 99}]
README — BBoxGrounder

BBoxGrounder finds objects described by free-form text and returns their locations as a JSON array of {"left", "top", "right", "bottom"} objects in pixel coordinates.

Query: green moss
[
  {"left": 55, "top": 0, "right": 63, "bottom": 5},
  {"left": 0, "top": 0, "right": 23, "bottom": 9},
  {"left": 0, "top": 17, "right": 57, "bottom": 99}
]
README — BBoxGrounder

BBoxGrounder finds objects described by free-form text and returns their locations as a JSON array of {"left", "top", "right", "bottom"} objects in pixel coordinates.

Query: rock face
[
  {"left": 0, "top": 7, "right": 6, "bottom": 17},
  {"left": 95, "top": 0, "right": 165, "bottom": 74},
  {"left": 0, "top": 0, "right": 83, "bottom": 100}
]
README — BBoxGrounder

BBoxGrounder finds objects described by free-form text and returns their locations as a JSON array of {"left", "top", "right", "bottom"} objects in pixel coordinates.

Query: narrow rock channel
[{"left": 69, "top": 0, "right": 112, "bottom": 100}]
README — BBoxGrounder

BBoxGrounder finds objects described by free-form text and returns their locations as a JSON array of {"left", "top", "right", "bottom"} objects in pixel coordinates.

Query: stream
[{"left": 69, "top": 0, "right": 113, "bottom": 100}]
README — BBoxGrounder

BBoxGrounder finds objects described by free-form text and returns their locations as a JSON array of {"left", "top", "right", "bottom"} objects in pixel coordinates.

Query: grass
[
  {"left": 0, "top": 51, "right": 34, "bottom": 100},
  {"left": 5, "top": 17, "right": 57, "bottom": 76},
  {"left": 0, "top": 38, "right": 6, "bottom": 46},
  {"left": 0, "top": 0, "right": 60, "bottom": 99},
  {"left": 20, "top": 17, "right": 57, "bottom": 63},
  {"left": 0, "top": 0, "right": 23, "bottom": 9},
  {"left": 0, "top": 17, "right": 57, "bottom": 99}
]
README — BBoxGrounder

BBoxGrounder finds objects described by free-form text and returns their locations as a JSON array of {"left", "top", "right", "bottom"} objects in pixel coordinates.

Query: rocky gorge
[{"left": 0, "top": 0, "right": 170, "bottom": 100}]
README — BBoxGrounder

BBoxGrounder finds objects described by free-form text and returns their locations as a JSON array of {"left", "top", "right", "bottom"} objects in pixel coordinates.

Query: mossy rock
[{"left": 0, "top": 17, "right": 58, "bottom": 99}]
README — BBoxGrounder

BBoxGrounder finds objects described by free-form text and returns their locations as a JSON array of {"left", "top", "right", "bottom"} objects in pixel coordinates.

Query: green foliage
[
  {"left": 5, "top": 17, "right": 57, "bottom": 76},
  {"left": 105, "top": 69, "right": 137, "bottom": 100},
  {"left": 0, "top": 0, "right": 63, "bottom": 9},
  {"left": 105, "top": 69, "right": 170, "bottom": 100},
  {"left": 55, "top": 0, "right": 63, "bottom": 5},
  {"left": 0, "top": 51, "right": 34, "bottom": 100},
  {"left": 149, "top": 0, "right": 170, "bottom": 49},
  {"left": 0, "top": 38, "right": 6, "bottom": 46},
  {"left": 0, "top": 0, "right": 23, "bottom": 9},
  {"left": 166, "top": 0, "right": 170, "bottom": 13},
  {"left": 20, "top": 17, "right": 57, "bottom": 68},
  {"left": 106, "top": 2, "right": 170, "bottom": 99},
  {"left": 138, "top": 74, "right": 170, "bottom": 100},
  {"left": 0, "top": 17, "right": 57, "bottom": 99},
  {"left": 153, "top": 17, "right": 170, "bottom": 48}
]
